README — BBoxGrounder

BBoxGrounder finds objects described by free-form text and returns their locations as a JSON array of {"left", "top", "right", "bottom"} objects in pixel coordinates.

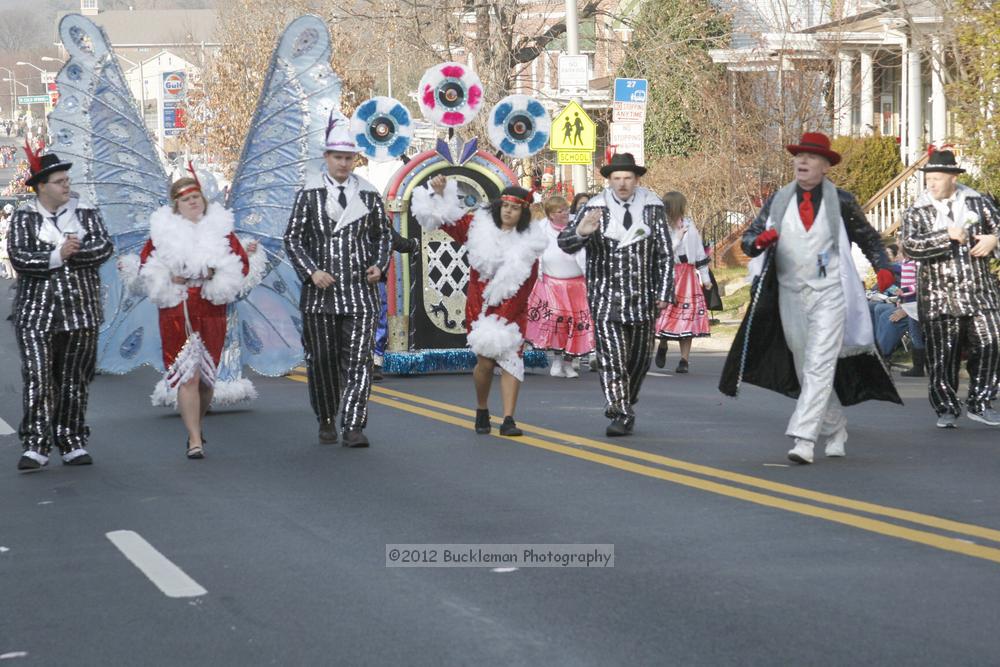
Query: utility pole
[{"left": 564, "top": 0, "right": 588, "bottom": 195}]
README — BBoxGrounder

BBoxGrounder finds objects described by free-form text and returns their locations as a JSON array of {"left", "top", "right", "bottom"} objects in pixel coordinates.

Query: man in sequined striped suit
[
  {"left": 7, "top": 149, "right": 113, "bottom": 471},
  {"left": 558, "top": 153, "right": 674, "bottom": 437},
  {"left": 284, "top": 111, "right": 393, "bottom": 448},
  {"left": 901, "top": 150, "right": 1000, "bottom": 429}
]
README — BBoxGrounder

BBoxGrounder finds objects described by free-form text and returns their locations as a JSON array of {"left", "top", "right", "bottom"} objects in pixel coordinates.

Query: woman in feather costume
[{"left": 121, "top": 174, "right": 257, "bottom": 458}]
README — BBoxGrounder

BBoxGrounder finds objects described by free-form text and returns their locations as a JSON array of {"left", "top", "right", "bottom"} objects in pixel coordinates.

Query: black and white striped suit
[
  {"left": 902, "top": 187, "right": 1000, "bottom": 417},
  {"left": 6, "top": 201, "right": 113, "bottom": 456},
  {"left": 558, "top": 188, "right": 673, "bottom": 421},
  {"left": 284, "top": 175, "right": 392, "bottom": 431}
]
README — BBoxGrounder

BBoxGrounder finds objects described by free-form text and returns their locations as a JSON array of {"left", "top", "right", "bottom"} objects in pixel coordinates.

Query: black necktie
[
  {"left": 622, "top": 202, "right": 632, "bottom": 230},
  {"left": 337, "top": 185, "right": 347, "bottom": 209},
  {"left": 946, "top": 200, "right": 954, "bottom": 222}
]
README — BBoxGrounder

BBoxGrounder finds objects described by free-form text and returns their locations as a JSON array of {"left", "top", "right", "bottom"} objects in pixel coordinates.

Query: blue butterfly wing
[
  {"left": 227, "top": 15, "right": 342, "bottom": 376},
  {"left": 49, "top": 14, "right": 169, "bottom": 374},
  {"left": 50, "top": 14, "right": 169, "bottom": 235},
  {"left": 96, "top": 232, "right": 164, "bottom": 375},
  {"left": 231, "top": 244, "right": 304, "bottom": 377}
]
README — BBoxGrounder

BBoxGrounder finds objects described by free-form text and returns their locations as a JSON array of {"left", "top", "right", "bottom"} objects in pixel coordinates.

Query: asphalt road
[{"left": 2, "top": 275, "right": 1000, "bottom": 665}]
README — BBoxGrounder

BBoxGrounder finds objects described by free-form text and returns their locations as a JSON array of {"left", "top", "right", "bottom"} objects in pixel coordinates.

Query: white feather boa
[
  {"left": 139, "top": 203, "right": 245, "bottom": 308},
  {"left": 237, "top": 235, "right": 267, "bottom": 298},
  {"left": 410, "top": 180, "right": 467, "bottom": 231},
  {"left": 467, "top": 313, "right": 526, "bottom": 380}
]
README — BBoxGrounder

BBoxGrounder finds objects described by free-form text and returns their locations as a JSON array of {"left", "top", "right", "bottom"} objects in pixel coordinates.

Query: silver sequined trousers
[
  {"left": 593, "top": 318, "right": 655, "bottom": 420},
  {"left": 302, "top": 313, "right": 377, "bottom": 431},
  {"left": 15, "top": 326, "right": 98, "bottom": 455},
  {"left": 922, "top": 312, "right": 1000, "bottom": 416}
]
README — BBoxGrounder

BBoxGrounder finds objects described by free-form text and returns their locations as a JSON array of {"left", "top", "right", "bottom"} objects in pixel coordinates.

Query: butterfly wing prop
[
  {"left": 226, "top": 14, "right": 342, "bottom": 377},
  {"left": 49, "top": 13, "right": 169, "bottom": 375}
]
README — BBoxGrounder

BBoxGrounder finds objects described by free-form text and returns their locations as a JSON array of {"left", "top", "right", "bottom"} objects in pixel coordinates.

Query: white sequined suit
[
  {"left": 901, "top": 186, "right": 1000, "bottom": 417},
  {"left": 6, "top": 198, "right": 113, "bottom": 459},
  {"left": 283, "top": 173, "right": 392, "bottom": 431},
  {"left": 558, "top": 187, "right": 674, "bottom": 422}
]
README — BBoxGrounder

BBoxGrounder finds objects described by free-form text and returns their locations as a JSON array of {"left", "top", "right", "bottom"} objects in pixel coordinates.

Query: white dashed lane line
[{"left": 106, "top": 530, "right": 208, "bottom": 599}]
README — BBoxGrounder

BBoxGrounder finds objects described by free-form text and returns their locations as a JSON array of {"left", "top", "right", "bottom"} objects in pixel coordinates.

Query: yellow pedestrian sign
[{"left": 549, "top": 101, "right": 596, "bottom": 152}]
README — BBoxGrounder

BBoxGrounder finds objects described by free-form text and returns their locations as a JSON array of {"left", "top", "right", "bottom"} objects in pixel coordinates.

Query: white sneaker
[
  {"left": 824, "top": 428, "right": 847, "bottom": 457},
  {"left": 550, "top": 357, "right": 565, "bottom": 377},
  {"left": 562, "top": 359, "right": 579, "bottom": 378},
  {"left": 787, "top": 439, "right": 814, "bottom": 464}
]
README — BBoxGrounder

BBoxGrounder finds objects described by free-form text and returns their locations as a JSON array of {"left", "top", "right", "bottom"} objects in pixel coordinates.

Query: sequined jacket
[
  {"left": 557, "top": 188, "right": 674, "bottom": 323},
  {"left": 6, "top": 202, "right": 113, "bottom": 331},
  {"left": 284, "top": 180, "right": 392, "bottom": 316},
  {"left": 901, "top": 188, "right": 1000, "bottom": 320}
]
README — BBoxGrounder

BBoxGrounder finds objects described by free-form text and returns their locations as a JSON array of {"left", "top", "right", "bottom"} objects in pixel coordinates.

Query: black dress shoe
[
  {"left": 319, "top": 420, "right": 338, "bottom": 444},
  {"left": 474, "top": 409, "right": 491, "bottom": 434},
  {"left": 606, "top": 418, "right": 630, "bottom": 437},
  {"left": 342, "top": 430, "right": 370, "bottom": 448},
  {"left": 675, "top": 358, "right": 689, "bottom": 374},
  {"left": 64, "top": 452, "right": 94, "bottom": 465},
  {"left": 373, "top": 365, "right": 384, "bottom": 383},
  {"left": 499, "top": 416, "right": 523, "bottom": 437},
  {"left": 654, "top": 343, "right": 667, "bottom": 369},
  {"left": 17, "top": 454, "right": 42, "bottom": 471}
]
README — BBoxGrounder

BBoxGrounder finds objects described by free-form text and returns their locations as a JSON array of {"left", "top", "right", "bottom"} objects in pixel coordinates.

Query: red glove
[
  {"left": 754, "top": 229, "right": 779, "bottom": 249},
  {"left": 876, "top": 268, "right": 896, "bottom": 293}
]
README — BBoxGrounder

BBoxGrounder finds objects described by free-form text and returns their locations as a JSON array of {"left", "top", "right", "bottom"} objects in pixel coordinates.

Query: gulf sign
[{"left": 162, "top": 71, "right": 186, "bottom": 99}]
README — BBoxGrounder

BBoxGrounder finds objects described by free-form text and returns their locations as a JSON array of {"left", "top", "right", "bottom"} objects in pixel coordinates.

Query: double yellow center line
[{"left": 286, "top": 369, "right": 1000, "bottom": 566}]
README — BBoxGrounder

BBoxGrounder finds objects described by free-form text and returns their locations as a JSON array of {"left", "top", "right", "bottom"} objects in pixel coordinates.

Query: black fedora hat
[
  {"left": 920, "top": 150, "right": 965, "bottom": 174},
  {"left": 24, "top": 152, "right": 73, "bottom": 188},
  {"left": 600, "top": 152, "right": 647, "bottom": 178}
]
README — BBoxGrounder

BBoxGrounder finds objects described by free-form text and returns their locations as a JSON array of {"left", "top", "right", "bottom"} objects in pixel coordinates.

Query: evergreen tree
[{"left": 617, "top": 0, "right": 730, "bottom": 159}]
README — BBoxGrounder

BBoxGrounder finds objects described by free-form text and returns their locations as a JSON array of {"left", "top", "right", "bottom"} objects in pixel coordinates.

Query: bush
[{"left": 829, "top": 136, "right": 903, "bottom": 205}]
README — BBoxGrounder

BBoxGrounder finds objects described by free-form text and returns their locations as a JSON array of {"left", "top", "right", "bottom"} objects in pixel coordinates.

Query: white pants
[{"left": 778, "top": 285, "right": 847, "bottom": 443}]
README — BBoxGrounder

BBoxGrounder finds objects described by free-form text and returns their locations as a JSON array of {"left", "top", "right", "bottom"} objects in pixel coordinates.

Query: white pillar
[
  {"left": 899, "top": 45, "right": 908, "bottom": 162},
  {"left": 930, "top": 36, "right": 947, "bottom": 143},
  {"left": 837, "top": 52, "right": 854, "bottom": 136},
  {"left": 907, "top": 43, "right": 923, "bottom": 160},
  {"left": 859, "top": 49, "right": 875, "bottom": 136}
]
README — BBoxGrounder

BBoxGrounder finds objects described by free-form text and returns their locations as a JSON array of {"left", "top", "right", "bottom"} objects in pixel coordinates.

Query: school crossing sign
[{"left": 550, "top": 101, "right": 596, "bottom": 165}]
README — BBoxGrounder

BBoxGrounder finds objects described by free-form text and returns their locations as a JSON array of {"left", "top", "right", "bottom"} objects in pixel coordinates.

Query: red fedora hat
[{"left": 785, "top": 132, "right": 841, "bottom": 166}]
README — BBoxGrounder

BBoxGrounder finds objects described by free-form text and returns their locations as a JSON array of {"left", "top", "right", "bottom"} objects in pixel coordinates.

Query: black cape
[{"left": 718, "top": 250, "right": 902, "bottom": 406}]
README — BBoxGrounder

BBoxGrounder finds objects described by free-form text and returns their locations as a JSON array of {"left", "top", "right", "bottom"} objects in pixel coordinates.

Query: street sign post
[
  {"left": 558, "top": 54, "right": 589, "bottom": 96},
  {"left": 556, "top": 150, "right": 593, "bottom": 165},
  {"left": 609, "top": 122, "right": 645, "bottom": 165},
  {"left": 549, "top": 100, "right": 596, "bottom": 152},
  {"left": 612, "top": 101, "right": 646, "bottom": 123},
  {"left": 613, "top": 78, "right": 648, "bottom": 103}
]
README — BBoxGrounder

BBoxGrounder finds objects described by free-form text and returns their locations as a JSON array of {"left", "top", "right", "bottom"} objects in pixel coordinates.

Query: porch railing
[
  {"left": 862, "top": 153, "right": 930, "bottom": 235},
  {"left": 702, "top": 208, "right": 754, "bottom": 267}
]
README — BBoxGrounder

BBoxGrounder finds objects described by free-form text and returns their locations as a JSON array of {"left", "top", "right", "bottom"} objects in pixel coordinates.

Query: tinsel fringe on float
[{"left": 381, "top": 348, "right": 548, "bottom": 376}]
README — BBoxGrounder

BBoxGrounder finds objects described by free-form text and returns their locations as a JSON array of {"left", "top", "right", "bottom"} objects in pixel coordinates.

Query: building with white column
[{"left": 709, "top": 1, "right": 953, "bottom": 167}]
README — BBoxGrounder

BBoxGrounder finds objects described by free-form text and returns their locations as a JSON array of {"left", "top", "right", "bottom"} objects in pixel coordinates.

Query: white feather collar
[
  {"left": 148, "top": 202, "right": 235, "bottom": 278},
  {"left": 465, "top": 208, "right": 548, "bottom": 306}
]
